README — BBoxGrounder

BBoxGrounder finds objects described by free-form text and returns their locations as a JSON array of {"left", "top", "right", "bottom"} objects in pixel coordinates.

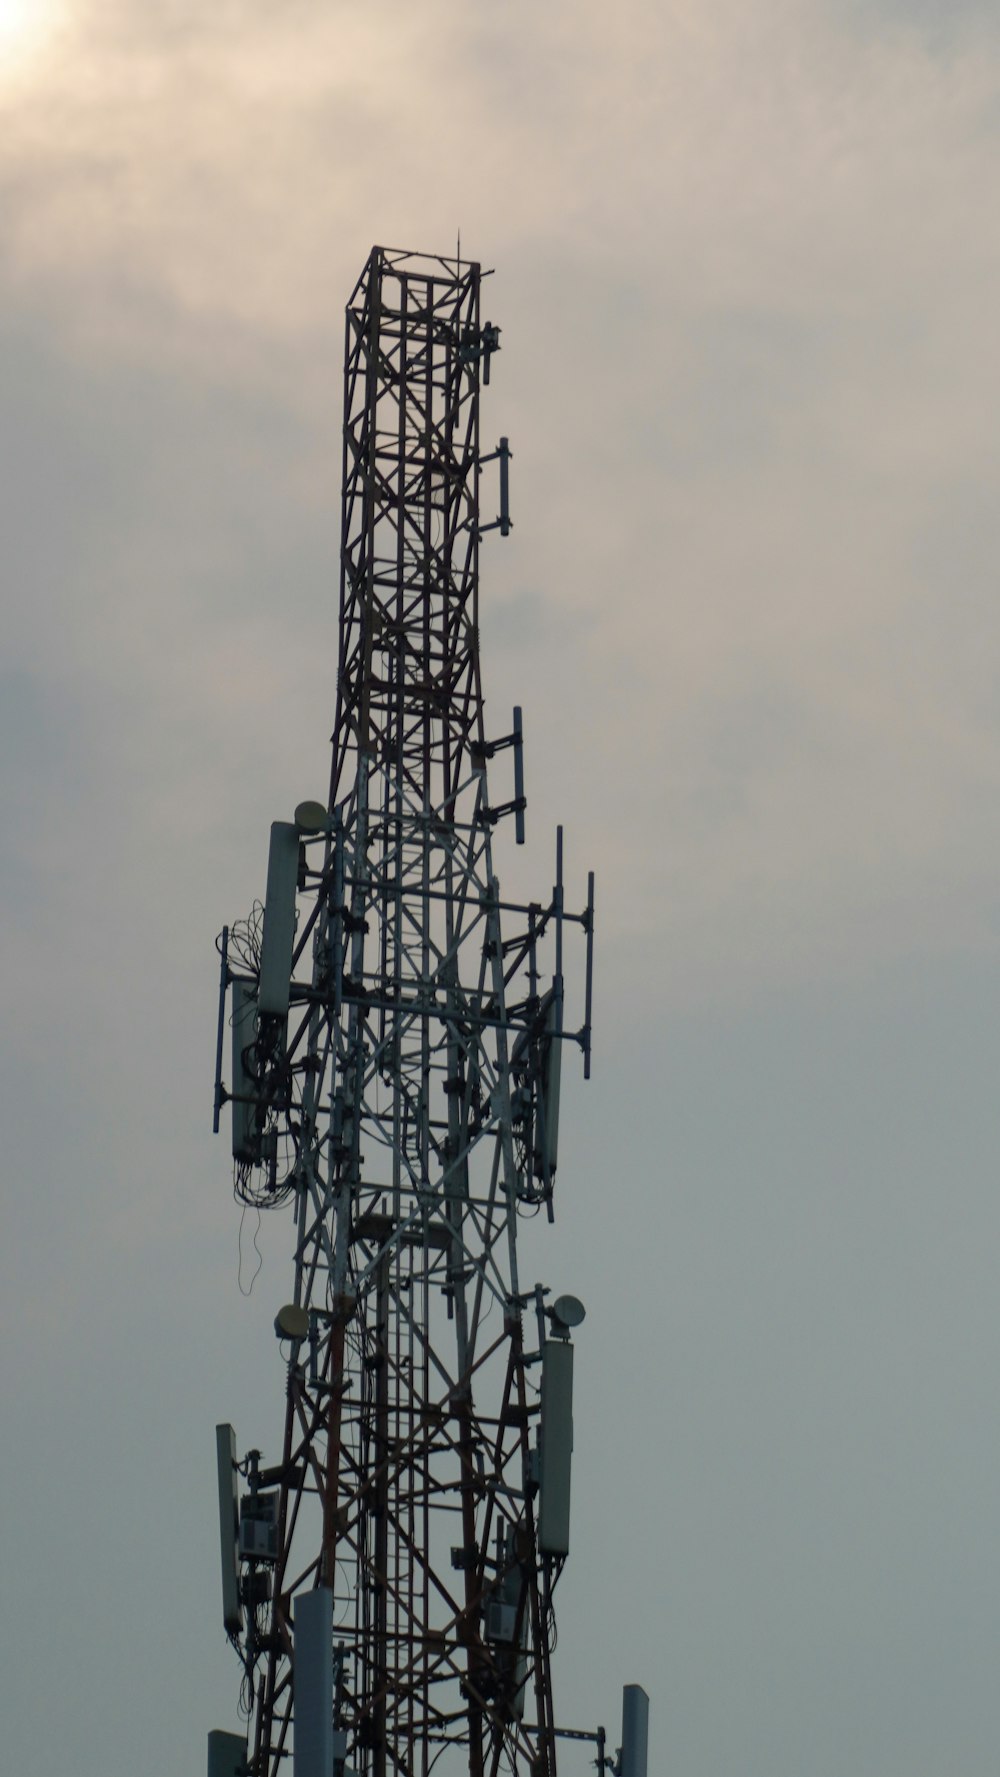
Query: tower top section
[{"left": 331, "top": 245, "right": 504, "bottom": 812}]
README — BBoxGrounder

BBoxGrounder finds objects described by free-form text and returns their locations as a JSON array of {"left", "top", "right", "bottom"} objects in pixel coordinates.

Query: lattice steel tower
[{"left": 209, "top": 247, "right": 642, "bottom": 1777}]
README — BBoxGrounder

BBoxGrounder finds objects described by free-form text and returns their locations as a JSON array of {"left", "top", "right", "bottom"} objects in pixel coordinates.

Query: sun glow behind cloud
[
  {"left": 0, "top": 0, "right": 63, "bottom": 74},
  {"left": 2, "top": 0, "right": 1000, "bottom": 994}
]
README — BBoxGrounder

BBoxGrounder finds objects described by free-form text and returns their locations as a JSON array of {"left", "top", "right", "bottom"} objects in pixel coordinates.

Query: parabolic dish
[
  {"left": 551, "top": 1293, "right": 586, "bottom": 1329},
  {"left": 294, "top": 799, "right": 329, "bottom": 834},
  {"left": 274, "top": 1303, "right": 310, "bottom": 1341}
]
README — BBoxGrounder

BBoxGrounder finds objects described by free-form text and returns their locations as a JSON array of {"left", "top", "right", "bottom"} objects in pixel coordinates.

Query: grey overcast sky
[{"left": 3, "top": 3, "right": 1000, "bottom": 1774}]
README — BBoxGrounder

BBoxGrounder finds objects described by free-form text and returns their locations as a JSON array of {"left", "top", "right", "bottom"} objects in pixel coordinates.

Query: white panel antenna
[
  {"left": 230, "top": 979, "right": 259, "bottom": 1163},
  {"left": 294, "top": 1588, "right": 334, "bottom": 1777},
  {"left": 257, "top": 821, "right": 300, "bottom": 1017},
  {"left": 619, "top": 1686, "right": 649, "bottom": 1777},
  {"left": 208, "top": 1729, "right": 247, "bottom": 1777},
  {"left": 538, "top": 1339, "right": 574, "bottom": 1556},
  {"left": 540, "top": 985, "right": 562, "bottom": 1177},
  {"left": 214, "top": 1424, "right": 243, "bottom": 1636}
]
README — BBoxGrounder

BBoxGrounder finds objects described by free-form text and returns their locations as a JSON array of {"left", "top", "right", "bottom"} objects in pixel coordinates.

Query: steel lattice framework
[{"left": 213, "top": 246, "right": 594, "bottom": 1777}]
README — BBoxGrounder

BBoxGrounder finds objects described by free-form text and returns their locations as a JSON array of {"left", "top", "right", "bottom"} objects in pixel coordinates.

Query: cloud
[
  {"left": 4, "top": 12, "right": 1000, "bottom": 1777},
  {"left": 3, "top": 1, "right": 1000, "bottom": 1010}
]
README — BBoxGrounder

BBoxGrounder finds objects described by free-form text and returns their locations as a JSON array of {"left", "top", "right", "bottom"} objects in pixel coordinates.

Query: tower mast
[{"left": 211, "top": 246, "right": 607, "bottom": 1777}]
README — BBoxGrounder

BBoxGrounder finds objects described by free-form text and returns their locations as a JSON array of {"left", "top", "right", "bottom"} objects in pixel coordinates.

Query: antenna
[
  {"left": 539, "top": 1337, "right": 574, "bottom": 1555},
  {"left": 207, "top": 1730, "right": 247, "bottom": 1777},
  {"left": 551, "top": 1293, "right": 586, "bottom": 1331},
  {"left": 257, "top": 821, "right": 298, "bottom": 1018},
  {"left": 214, "top": 1424, "right": 243, "bottom": 1637},
  {"left": 294, "top": 1590, "right": 334, "bottom": 1777},
  {"left": 620, "top": 1686, "right": 650, "bottom": 1777}
]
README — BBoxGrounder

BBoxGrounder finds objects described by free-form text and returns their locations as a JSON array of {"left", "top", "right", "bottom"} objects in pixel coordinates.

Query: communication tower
[{"left": 208, "top": 246, "right": 647, "bottom": 1777}]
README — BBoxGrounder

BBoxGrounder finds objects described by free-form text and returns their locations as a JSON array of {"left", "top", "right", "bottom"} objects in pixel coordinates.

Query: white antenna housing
[
  {"left": 258, "top": 821, "right": 299, "bottom": 1017},
  {"left": 538, "top": 1339, "right": 574, "bottom": 1555},
  {"left": 208, "top": 1729, "right": 246, "bottom": 1776},
  {"left": 620, "top": 1685, "right": 649, "bottom": 1777},
  {"left": 294, "top": 1588, "right": 334, "bottom": 1777},
  {"left": 214, "top": 1424, "right": 243, "bottom": 1636},
  {"left": 538, "top": 985, "right": 562, "bottom": 1178},
  {"left": 230, "top": 979, "right": 259, "bottom": 1163}
]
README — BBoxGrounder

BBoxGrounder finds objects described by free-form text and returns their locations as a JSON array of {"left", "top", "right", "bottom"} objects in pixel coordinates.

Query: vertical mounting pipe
[
  {"left": 213, "top": 925, "right": 230, "bottom": 1133},
  {"left": 499, "top": 436, "right": 511, "bottom": 536},
  {"left": 332, "top": 814, "right": 345, "bottom": 1022},
  {"left": 583, "top": 871, "right": 595, "bottom": 1081},
  {"left": 513, "top": 705, "right": 525, "bottom": 845},
  {"left": 554, "top": 826, "right": 564, "bottom": 994}
]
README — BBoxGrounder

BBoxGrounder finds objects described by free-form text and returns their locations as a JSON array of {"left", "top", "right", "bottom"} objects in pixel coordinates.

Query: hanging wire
[
  {"left": 228, "top": 900, "right": 265, "bottom": 975},
  {"left": 237, "top": 1205, "right": 264, "bottom": 1296},
  {"left": 239, "top": 1661, "right": 255, "bottom": 1719}
]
